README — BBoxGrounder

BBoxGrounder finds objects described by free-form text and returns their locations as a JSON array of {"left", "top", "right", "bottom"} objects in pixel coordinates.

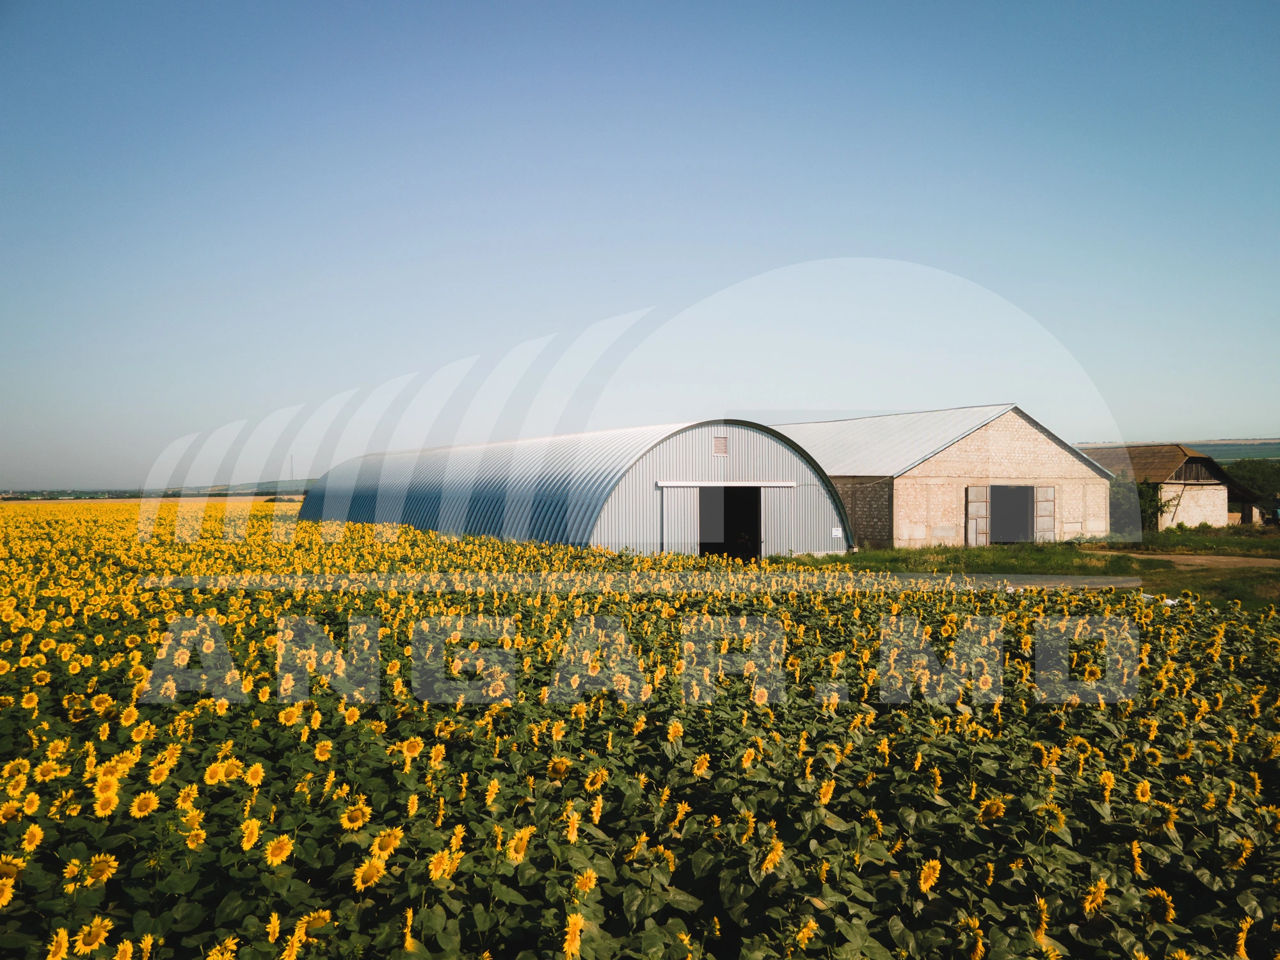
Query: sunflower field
[{"left": 1, "top": 500, "right": 1278, "bottom": 959}]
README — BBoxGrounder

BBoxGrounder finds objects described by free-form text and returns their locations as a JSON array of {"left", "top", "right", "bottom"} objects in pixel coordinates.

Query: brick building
[
  {"left": 775, "top": 404, "right": 1112, "bottom": 548},
  {"left": 1076, "top": 443, "right": 1244, "bottom": 529}
]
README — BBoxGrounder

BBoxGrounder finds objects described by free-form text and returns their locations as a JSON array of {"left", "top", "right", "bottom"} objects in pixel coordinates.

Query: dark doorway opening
[
  {"left": 990, "top": 485, "right": 1034, "bottom": 543},
  {"left": 699, "top": 486, "right": 761, "bottom": 560}
]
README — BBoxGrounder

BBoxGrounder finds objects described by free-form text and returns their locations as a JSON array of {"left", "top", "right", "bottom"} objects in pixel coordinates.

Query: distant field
[{"left": 1187, "top": 440, "right": 1280, "bottom": 462}]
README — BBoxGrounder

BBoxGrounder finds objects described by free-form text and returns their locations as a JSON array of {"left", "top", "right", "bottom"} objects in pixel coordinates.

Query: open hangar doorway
[{"left": 698, "top": 485, "right": 761, "bottom": 560}]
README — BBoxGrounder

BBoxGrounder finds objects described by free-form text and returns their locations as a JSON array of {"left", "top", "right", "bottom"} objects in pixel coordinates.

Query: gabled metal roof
[
  {"left": 774, "top": 404, "right": 1112, "bottom": 479},
  {"left": 773, "top": 404, "right": 1017, "bottom": 477}
]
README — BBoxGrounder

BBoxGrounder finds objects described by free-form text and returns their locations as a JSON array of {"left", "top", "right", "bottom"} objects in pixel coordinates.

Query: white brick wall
[
  {"left": 1158, "top": 483, "right": 1228, "bottom": 529},
  {"left": 892, "top": 410, "right": 1111, "bottom": 547}
]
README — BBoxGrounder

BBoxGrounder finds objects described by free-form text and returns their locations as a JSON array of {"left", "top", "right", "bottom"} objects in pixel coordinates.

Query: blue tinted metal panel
[
  {"left": 299, "top": 423, "right": 682, "bottom": 545},
  {"left": 300, "top": 419, "right": 853, "bottom": 552}
]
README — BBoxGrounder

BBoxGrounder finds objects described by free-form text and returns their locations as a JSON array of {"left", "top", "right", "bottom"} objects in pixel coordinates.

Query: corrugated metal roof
[
  {"left": 298, "top": 419, "right": 850, "bottom": 547},
  {"left": 773, "top": 404, "right": 1019, "bottom": 477},
  {"left": 299, "top": 422, "right": 685, "bottom": 545}
]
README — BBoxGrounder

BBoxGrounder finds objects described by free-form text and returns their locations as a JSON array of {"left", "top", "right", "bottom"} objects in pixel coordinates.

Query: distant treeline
[{"left": 1224, "top": 459, "right": 1280, "bottom": 500}]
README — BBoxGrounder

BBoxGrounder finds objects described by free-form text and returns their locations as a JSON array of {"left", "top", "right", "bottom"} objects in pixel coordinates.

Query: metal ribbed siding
[
  {"left": 300, "top": 419, "right": 852, "bottom": 555},
  {"left": 659, "top": 487, "right": 698, "bottom": 554},
  {"left": 590, "top": 422, "right": 850, "bottom": 555},
  {"left": 299, "top": 423, "right": 679, "bottom": 545}
]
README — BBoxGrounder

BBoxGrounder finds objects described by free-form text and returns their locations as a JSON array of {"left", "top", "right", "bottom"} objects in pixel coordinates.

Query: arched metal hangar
[{"left": 298, "top": 419, "right": 851, "bottom": 558}]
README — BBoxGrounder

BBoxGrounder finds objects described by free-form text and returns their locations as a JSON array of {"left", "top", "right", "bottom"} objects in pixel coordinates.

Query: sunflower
[
  {"left": 72, "top": 916, "right": 112, "bottom": 954},
  {"left": 796, "top": 918, "right": 819, "bottom": 948},
  {"left": 428, "top": 849, "right": 452, "bottom": 881},
  {"left": 505, "top": 826, "right": 536, "bottom": 864},
  {"left": 1083, "top": 877, "right": 1108, "bottom": 917},
  {"left": 977, "top": 798, "right": 1006, "bottom": 823},
  {"left": 352, "top": 856, "right": 385, "bottom": 892},
  {"left": 240, "top": 819, "right": 261, "bottom": 851},
  {"left": 564, "top": 913, "right": 585, "bottom": 960},
  {"left": 1146, "top": 887, "right": 1175, "bottom": 924},
  {"left": 340, "top": 799, "right": 372, "bottom": 831},
  {"left": 244, "top": 763, "right": 265, "bottom": 787},
  {"left": 919, "top": 859, "right": 942, "bottom": 893},
  {"left": 21, "top": 824, "right": 42, "bottom": 852},
  {"left": 575, "top": 869, "right": 597, "bottom": 893},
  {"left": 546, "top": 757, "right": 573, "bottom": 780},
  {"left": 371, "top": 826, "right": 403, "bottom": 860},
  {"left": 0, "top": 876, "right": 13, "bottom": 910},
  {"left": 129, "top": 793, "right": 159, "bottom": 818},
  {"left": 302, "top": 910, "right": 331, "bottom": 934},
  {"left": 263, "top": 835, "right": 293, "bottom": 867},
  {"left": 85, "top": 854, "right": 118, "bottom": 886},
  {"left": 761, "top": 838, "right": 785, "bottom": 875},
  {"left": 0, "top": 855, "right": 24, "bottom": 880},
  {"left": 46, "top": 928, "right": 69, "bottom": 960},
  {"left": 818, "top": 779, "right": 835, "bottom": 806}
]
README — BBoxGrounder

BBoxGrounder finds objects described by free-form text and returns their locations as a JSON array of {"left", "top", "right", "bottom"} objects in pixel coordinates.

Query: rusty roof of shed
[{"left": 1076, "top": 443, "right": 1211, "bottom": 483}]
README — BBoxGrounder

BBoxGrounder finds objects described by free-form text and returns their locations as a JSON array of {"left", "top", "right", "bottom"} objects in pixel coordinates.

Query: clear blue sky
[{"left": 2, "top": 2, "right": 1277, "bottom": 488}]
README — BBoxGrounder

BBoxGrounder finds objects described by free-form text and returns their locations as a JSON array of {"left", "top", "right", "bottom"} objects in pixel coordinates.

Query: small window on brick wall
[{"left": 712, "top": 436, "right": 728, "bottom": 456}]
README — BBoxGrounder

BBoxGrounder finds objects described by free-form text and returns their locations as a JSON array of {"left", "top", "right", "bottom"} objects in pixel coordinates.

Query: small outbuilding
[
  {"left": 299, "top": 420, "right": 851, "bottom": 558},
  {"left": 774, "top": 404, "right": 1112, "bottom": 548},
  {"left": 1077, "top": 443, "right": 1247, "bottom": 529}
]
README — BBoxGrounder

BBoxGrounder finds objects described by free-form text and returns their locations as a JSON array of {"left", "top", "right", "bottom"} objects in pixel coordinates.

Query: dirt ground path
[{"left": 1117, "top": 552, "right": 1280, "bottom": 569}]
